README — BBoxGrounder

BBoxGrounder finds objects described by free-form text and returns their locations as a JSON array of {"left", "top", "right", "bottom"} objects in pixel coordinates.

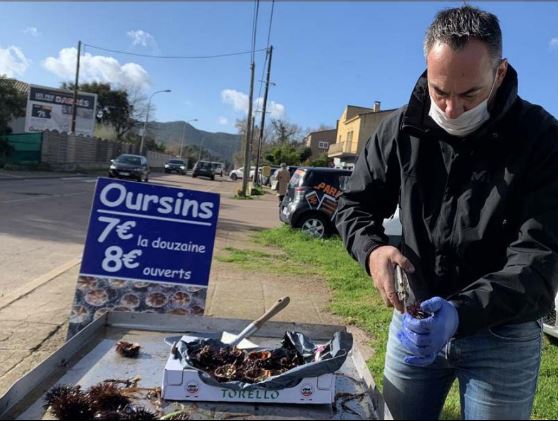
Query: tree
[
  {"left": 61, "top": 82, "right": 138, "bottom": 140},
  {"left": 307, "top": 153, "right": 332, "bottom": 168},
  {"left": 305, "top": 123, "right": 335, "bottom": 134},
  {"left": 233, "top": 117, "right": 261, "bottom": 167},
  {"left": 143, "top": 136, "right": 166, "bottom": 153},
  {"left": 299, "top": 146, "right": 312, "bottom": 163},
  {"left": 270, "top": 119, "right": 302, "bottom": 144},
  {"left": 263, "top": 144, "right": 298, "bottom": 165},
  {"left": 0, "top": 76, "right": 26, "bottom": 136}
]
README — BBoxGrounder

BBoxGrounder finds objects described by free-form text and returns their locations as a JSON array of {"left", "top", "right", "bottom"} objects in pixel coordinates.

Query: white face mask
[{"left": 428, "top": 73, "right": 498, "bottom": 137}]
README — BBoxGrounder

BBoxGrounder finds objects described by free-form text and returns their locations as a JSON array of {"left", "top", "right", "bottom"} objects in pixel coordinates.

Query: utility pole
[
  {"left": 180, "top": 118, "right": 198, "bottom": 158},
  {"left": 254, "top": 45, "right": 273, "bottom": 187},
  {"left": 250, "top": 115, "right": 256, "bottom": 181},
  {"left": 70, "top": 40, "right": 81, "bottom": 135},
  {"left": 179, "top": 122, "right": 187, "bottom": 158},
  {"left": 140, "top": 89, "right": 171, "bottom": 155},
  {"left": 241, "top": 62, "right": 256, "bottom": 196}
]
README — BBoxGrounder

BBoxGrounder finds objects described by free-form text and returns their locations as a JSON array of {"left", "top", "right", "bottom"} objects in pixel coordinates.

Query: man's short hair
[{"left": 424, "top": 6, "right": 502, "bottom": 68}]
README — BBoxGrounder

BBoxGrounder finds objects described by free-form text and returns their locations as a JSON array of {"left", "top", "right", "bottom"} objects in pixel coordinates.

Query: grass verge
[{"left": 217, "top": 225, "right": 558, "bottom": 420}]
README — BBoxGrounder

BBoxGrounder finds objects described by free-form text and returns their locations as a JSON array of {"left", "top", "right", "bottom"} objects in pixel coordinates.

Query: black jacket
[{"left": 336, "top": 66, "right": 558, "bottom": 337}]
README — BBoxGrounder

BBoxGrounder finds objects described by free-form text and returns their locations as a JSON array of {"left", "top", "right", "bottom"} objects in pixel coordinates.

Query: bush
[
  {"left": 0, "top": 138, "right": 14, "bottom": 158},
  {"left": 250, "top": 186, "right": 264, "bottom": 196}
]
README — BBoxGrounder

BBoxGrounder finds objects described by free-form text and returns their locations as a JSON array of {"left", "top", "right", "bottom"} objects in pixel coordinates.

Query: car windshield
[
  {"left": 198, "top": 161, "right": 211, "bottom": 168},
  {"left": 116, "top": 155, "right": 141, "bottom": 165},
  {"left": 169, "top": 160, "right": 184, "bottom": 164}
]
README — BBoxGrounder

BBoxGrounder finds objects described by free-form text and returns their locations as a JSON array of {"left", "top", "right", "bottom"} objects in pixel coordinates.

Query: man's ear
[{"left": 496, "top": 58, "right": 508, "bottom": 88}]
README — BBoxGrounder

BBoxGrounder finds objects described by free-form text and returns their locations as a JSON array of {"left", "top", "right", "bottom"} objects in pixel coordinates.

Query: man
[
  {"left": 275, "top": 163, "right": 291, "bottom": 205},
  {"left": 336, "top": 6, "right": 558, "bottom": 420}
]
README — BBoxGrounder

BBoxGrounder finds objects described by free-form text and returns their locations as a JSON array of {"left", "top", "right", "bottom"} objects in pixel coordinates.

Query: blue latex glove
[{"left": 397, "top": 297, "right": 459, "bottom": 366}]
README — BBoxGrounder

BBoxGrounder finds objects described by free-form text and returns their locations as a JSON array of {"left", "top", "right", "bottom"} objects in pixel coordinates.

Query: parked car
[
  {"left": 108, "top": 154, "right": 149, "bottom": 182},
  {"left": 280, "top": 167, "right": 402, "bottom": 241},
  {"left": 192, "top": 160, "right": 216, "bottom": 180},
  {"left": 164, "top": 159, "right": 187, "bottom": 175},
  {"left": 543, "top": 293, "right": 558, "bottom": 339},
  {"left": 211, "top": 162, "right": 225, "bottom": 177},
  {"left": 229, "top": 166, "right": 254, "bottom": 181},
  {"left": 249, "top": 167, "right": 263, "bottom": 182}
]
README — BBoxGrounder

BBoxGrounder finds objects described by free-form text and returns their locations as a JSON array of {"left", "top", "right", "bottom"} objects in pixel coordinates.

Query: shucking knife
[
  {"left": 394, "top": 264, "right": 416, "bottom": 314},
  {"left": 394, "top": 265, "right": 430, "bottom": 319}
]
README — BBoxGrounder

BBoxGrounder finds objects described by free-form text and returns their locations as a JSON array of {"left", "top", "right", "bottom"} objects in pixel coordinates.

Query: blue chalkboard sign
[{"left": 80, "top": 177, "right": 220, "bottom": 287}]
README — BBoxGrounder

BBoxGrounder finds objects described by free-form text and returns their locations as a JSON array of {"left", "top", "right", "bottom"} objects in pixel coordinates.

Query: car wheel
[
  {"left": 230, "top": 173, "right": 238, "bottom": 181},
  {"left": 298, "top": 214, "right": 331, "bottom": 239},
  {"left": 211, "top": 176, "right": 215, "bottom": 181},
  {"left": 144, "top": 175, "right": 149, "bottom": 182}
]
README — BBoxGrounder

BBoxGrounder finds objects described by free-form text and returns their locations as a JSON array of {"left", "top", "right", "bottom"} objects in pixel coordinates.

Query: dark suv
[
  {"left": 164, "top": 159, "right": 187, "bottom": 175},
  {"left": 192, "top": 160, "right": 216, "bottom": 180},
  {"left": 279, "top": 167, "right": 352, "bottom": 239}
]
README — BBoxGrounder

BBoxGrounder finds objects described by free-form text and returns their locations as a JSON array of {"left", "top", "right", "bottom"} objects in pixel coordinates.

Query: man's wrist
[
  {"left": 365, "top": 243, "right": 388, "bottom": 274},
  {"left": 447, "top": 299, "right": 460, "bottom": 338}
]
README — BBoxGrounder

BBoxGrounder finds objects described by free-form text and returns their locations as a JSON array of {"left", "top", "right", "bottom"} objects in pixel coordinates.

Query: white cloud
[
  {"left": 222, "top": 89, "right": 249, "bottom": 113},
  {"left": 42, "top": 47, "right": 150, "bottom": 91},
  {"left": 550, "top": 37, "right": 558, "bottom": 50},
  {"left": 221, "top": 88, "right": 286, "bottom": 119},
  {"left": 127, "top": 30, "right": 157, "bottom": 48},
  {"left": 218, "top": 116, "right": 229, "bottom": 125},
  {"left": 23, "top": 27, "right": 41, "bottom": 37},
  {"left": 255, "top": 97, "right": 285, "bottom": 119},
  {"left": 0, "top": 46, "right": 30, "bottom": 77}
]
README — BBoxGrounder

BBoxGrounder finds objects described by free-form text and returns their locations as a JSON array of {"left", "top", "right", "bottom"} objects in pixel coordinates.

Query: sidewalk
[{"left": 0, "top": 185, "right": 347, "bottom": 395}]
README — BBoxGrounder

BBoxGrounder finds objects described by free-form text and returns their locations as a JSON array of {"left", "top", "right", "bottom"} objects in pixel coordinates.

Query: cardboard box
[{"left": 161, "top": 336, "right": 335, "bottom": 404}]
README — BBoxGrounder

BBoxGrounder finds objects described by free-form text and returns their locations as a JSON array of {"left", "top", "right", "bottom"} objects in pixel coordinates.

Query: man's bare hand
[{"left": 368, "top": 246, "right": 415, "bottom": 312}]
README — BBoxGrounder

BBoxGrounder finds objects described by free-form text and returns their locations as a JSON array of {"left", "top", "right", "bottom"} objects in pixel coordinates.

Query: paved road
[{"left": 0, "top": 173, "right": 276, "bottom": 297}]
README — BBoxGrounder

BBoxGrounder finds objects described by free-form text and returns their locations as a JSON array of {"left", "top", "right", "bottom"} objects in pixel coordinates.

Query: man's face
[{"left": 427, "top": 39, "right": 507, "bottom": 119}]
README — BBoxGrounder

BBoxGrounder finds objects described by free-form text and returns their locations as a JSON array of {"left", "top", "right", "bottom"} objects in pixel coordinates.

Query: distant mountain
[{"left": 147, "top": 121, "right": 241, "bottom": 165}]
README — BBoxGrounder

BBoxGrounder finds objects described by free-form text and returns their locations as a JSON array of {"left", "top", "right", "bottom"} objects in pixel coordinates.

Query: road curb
[
  {"left": 0, "top": 175, "right": 93, "bottom": 182},
  {"left": 0, "top": 258, "right": 81, "bottom": 311}
]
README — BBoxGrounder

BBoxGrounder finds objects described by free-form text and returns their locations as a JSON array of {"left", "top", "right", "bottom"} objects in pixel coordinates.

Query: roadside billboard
[{"left": 24, "top": 84, "right": 97, "bottom": 136}]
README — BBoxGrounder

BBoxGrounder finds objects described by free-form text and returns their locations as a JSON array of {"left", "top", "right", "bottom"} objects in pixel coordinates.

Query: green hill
[{"left": 148, "top": 121, "right": 241, "bottom": 165}]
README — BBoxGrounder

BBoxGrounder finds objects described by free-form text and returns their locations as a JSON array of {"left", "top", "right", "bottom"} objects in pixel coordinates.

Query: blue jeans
[{"left": 383, "top": 312, "right": 543, "bottom": 420}]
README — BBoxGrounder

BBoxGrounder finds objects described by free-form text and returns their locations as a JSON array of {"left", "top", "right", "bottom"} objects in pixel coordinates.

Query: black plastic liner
[{"left": 170, "top": 331, "right": 353, "bottom": 391}]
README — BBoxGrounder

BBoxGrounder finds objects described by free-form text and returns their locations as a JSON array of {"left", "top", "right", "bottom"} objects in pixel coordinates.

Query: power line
[{"left": 83, "top": 43, "right": 267, "bottom": 60}]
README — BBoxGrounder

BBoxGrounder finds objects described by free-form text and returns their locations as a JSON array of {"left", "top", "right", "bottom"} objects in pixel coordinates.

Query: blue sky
[{"left": 1, "top": 1, "right": 557, "bottom": 135}]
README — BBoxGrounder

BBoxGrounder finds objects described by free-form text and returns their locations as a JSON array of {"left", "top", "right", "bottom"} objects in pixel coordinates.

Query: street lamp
[
  {"left": 179, "top": 118, "right": 198, "bottom": 158},
  {"left": 198, "top": 137, "right": 206, "bottom": 162},
  {"left": 140, "top": 89, "right": 171, "bottom": 155}
]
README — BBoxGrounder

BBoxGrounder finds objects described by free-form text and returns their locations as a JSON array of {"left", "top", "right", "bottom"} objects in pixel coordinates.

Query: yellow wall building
[
  {"left": 304, "top": 128, "right": 337, "bottom": 161},
  {"left": 329, "top": 101, "right": 395, "bottom": 168}
]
